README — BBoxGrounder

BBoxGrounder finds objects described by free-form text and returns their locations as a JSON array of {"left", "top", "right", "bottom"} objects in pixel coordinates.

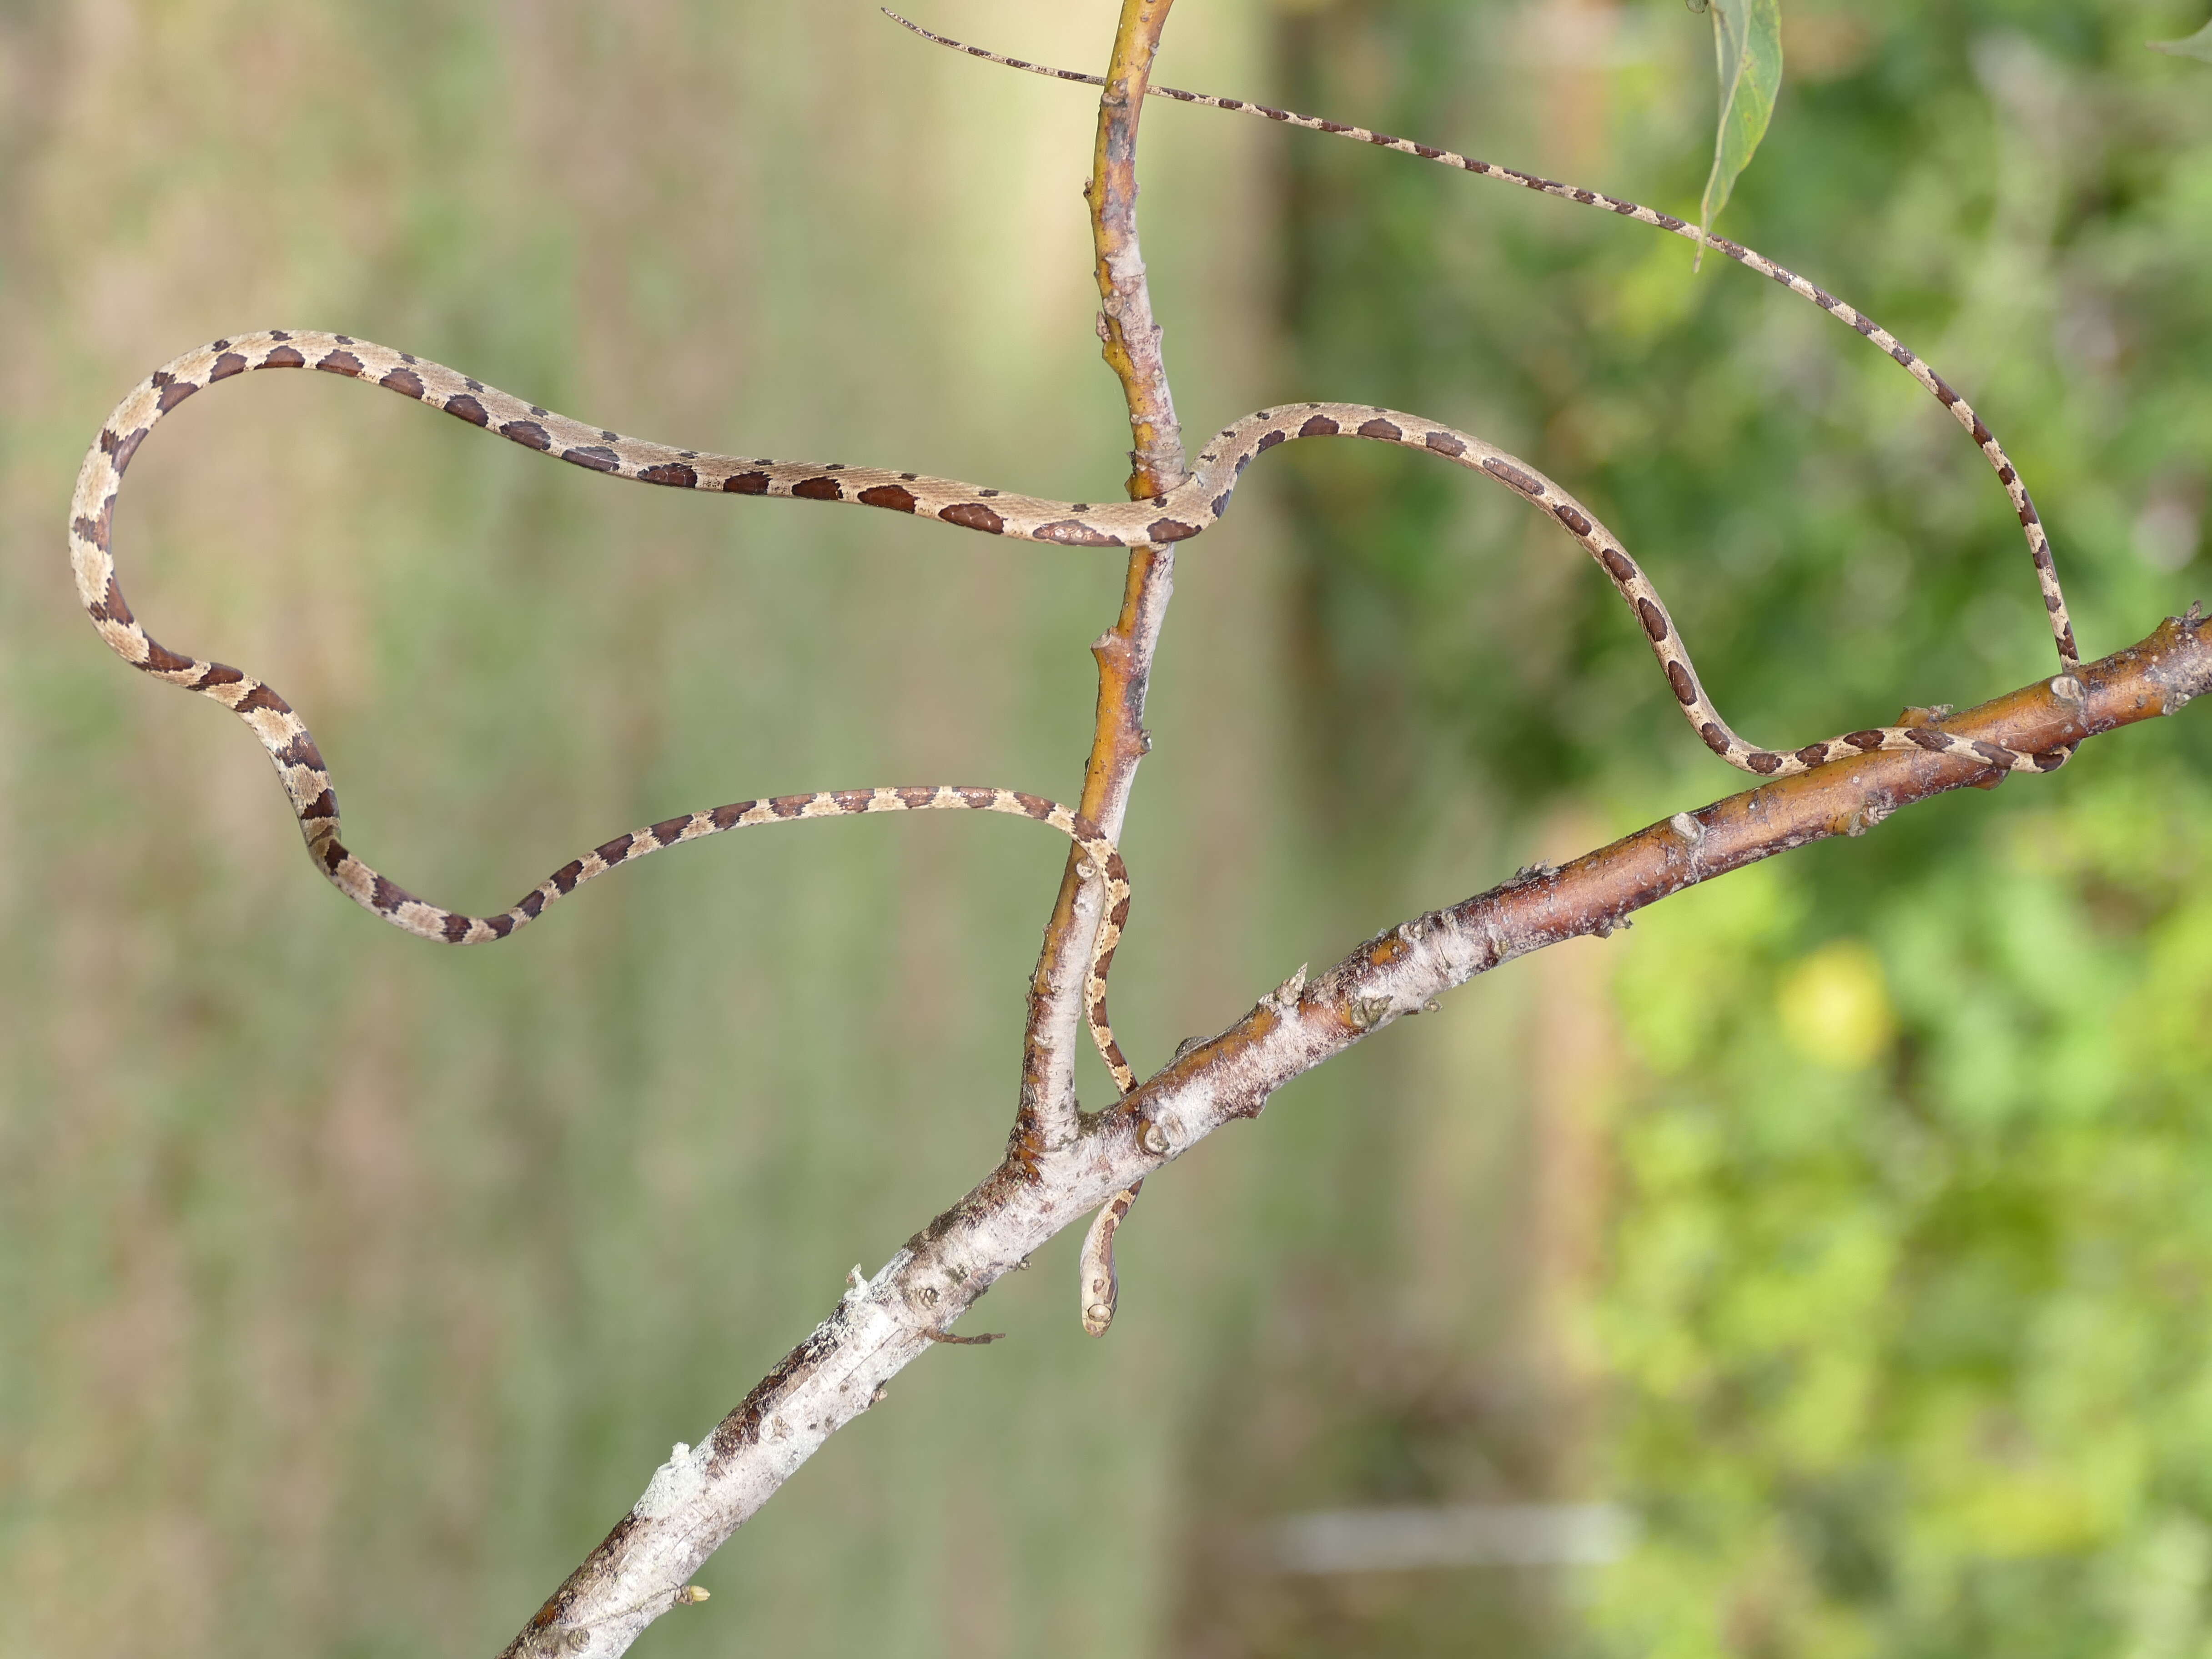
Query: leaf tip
[{"left": 2148, "top": 21, "right": 2212, "bottom": 60}]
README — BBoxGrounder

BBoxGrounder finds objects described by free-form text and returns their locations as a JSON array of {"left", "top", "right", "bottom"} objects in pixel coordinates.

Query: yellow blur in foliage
[{"left": 1776, "top": 940, "right": 1896, "bottom": 1071}]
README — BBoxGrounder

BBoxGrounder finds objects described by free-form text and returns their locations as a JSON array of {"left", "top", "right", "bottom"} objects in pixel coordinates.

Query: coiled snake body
[{"left": 70, "top": 60, "right": 2080, "bottom": 1111}]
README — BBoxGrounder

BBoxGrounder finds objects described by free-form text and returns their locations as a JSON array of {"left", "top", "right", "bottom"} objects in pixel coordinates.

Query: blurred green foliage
[{"left": 1280, "top": 0, "right": 2212, "bottom": 1650}]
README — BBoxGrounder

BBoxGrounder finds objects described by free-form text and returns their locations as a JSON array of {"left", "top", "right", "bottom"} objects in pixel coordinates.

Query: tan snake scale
[{"left": 70, "top": 44, "right": 2080, "bottom": 1112}]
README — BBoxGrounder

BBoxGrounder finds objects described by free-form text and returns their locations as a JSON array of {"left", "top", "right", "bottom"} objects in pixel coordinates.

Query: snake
[
  {"left": 888, "top": 10, "right": 2083, "bottom": 674},
  {"left": 1079, "top": 1178, "right": 1144, "bottom": 1337},
  {"left": 68, "top": 330, "right": 1138, "bottom": 1091},
  {"left": 70, "top": 45, "right": 2079, "bottom": 1128}
]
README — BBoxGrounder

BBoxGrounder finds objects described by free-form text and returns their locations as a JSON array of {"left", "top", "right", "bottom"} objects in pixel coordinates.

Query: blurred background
[{"left": 3, "top": 1, "right": 2209, "bottom": 1655}]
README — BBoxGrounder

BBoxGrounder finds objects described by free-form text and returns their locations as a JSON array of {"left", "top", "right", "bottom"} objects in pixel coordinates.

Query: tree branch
[
  {"left": 499, "top": 608, "right": 2207, "bottom": 1658},
  {"left": 1089, "top": 0, "right": 1185, "bottom": 495},
  {"left": 1014, "top": 0, "right": 1187, "bottom": 1159}
]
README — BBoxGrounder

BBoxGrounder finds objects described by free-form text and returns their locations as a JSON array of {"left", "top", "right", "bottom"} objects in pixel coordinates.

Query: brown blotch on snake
[
  {"left": 939, "top": 502, "right": 1005, "bottom": 534},
  {"left": 1483, "top": 457, "right": 1544, "bottom": 496},
  {"left": 1036, "top": 520, "right": 1121, "bottom": 547}
]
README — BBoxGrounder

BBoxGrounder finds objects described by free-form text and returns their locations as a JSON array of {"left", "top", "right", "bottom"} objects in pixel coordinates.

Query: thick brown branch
[
  {"left": 500, "top": 610, "right": 2205, "bottom": 1659},
  {"left": 1013, "top": 0, "right": 1187, "bottom": 1159},
  {"left": 1127, "top": 611, "right": 2209, "bottom": 1141}
]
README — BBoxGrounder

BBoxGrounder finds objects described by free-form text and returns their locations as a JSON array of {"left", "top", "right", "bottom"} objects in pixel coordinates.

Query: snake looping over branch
[{"left": 68, "top": 23, "right": 2080, "bottom": 1131}]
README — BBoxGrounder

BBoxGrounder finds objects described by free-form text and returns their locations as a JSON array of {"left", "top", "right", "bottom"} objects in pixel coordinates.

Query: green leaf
[
  {"left": 1693, "top": 0, "right": 1784, "bottom": 270},
  {"left": 2149, "top": 20, "right": 2212, "bottom": 60}
]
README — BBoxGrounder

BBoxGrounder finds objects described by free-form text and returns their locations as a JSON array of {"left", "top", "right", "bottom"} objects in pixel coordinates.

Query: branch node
[
  {"left": 675, "top": 1586, "right": 711, "bottom": 1606},
  {"left": 1669, "top": 811, "right": 1706, "bottom": 847},
  {"left": 2049, "top": 674, "right": 2087, "bottom": 706},
  {"left": 1137, "top": 1116, "right": 1171, "bottom": 1156},
  {"left": 1349, "top": 993, "right": 1395, "bottom": 1031},
  {"left": 1847, "top": 789, "right": 1905, "bottom": 833}
]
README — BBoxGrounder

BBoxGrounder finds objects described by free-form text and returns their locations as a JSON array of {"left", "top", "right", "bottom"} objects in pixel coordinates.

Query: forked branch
[{"left": 504, "top": 611, "right": 2207, "bottom": 1658}]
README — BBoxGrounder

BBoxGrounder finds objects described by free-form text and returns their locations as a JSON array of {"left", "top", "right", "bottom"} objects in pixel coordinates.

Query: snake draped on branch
[{"left": 70, "top": 37, "right": 2081, "bottom": 1114}]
